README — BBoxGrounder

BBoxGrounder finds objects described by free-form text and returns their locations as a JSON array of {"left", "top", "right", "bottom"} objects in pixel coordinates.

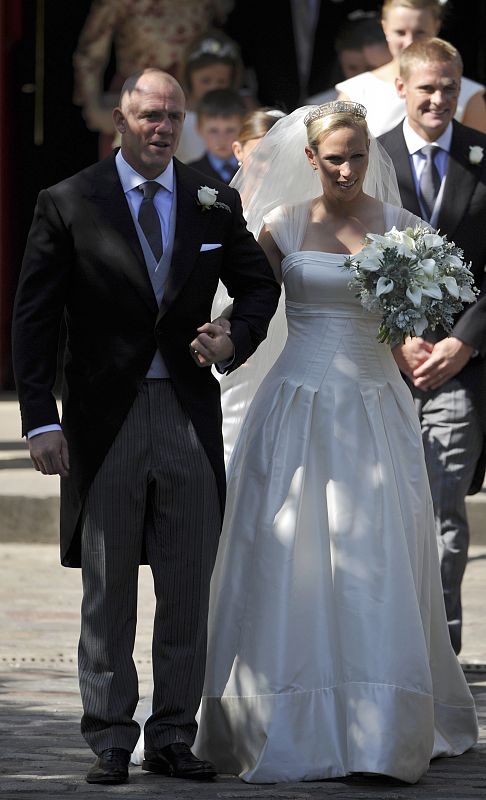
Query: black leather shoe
[
  {"left": 142, "top": 742, "right": 217, "bottom": 780},
  {"left": 86, "top": 747, "right": 130, "bottom": 784}
]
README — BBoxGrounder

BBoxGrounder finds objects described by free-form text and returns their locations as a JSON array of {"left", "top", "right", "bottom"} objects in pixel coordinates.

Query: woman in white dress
[
  {"left": 336, "top": 0, "right": 486, "bottom": 136},
  {"left": 193, "top": 101, "right": 478, "bottom": 784}
]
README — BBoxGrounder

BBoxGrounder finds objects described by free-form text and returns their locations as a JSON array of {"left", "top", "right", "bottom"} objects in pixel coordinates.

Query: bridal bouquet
[{"left": 343, "top": 225, "right": 478, "bottom": 346}]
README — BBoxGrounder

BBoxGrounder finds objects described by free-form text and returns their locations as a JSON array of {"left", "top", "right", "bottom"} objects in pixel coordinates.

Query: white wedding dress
[{"left": 193, "top": 202, "right": 478, "bottom": 783}]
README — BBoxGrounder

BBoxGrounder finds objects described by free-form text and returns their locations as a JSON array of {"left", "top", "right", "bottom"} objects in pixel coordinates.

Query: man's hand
[
  {"left": 28, "top": 430, "right": 70, "bottom": 477},
  {"left": 190, "top": 321, "right": 234, "bottom": 367},
  {"left": 392, "top": 337, "right": 434, "bottom": 378},
  {"left": 211, "top": 316, "right": 231, "bottom": 335},
  {"left": 411, "top": 337, "right": 474, "bottom": 391}
]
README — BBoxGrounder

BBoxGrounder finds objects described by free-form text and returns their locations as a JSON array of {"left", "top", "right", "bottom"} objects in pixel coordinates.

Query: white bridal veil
[{"left": 232, "top": 105, "right": 402, "bottom": 240}]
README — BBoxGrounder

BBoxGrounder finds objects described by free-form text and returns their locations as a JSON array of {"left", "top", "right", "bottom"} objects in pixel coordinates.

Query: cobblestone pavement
[{"left": 0, "top": 543, "right": 485, "bottom": 800}]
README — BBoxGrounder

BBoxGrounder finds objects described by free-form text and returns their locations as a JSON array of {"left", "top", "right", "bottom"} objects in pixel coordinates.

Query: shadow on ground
[{"left": 1, "top": 668, "right": 485, "bottom": 799}]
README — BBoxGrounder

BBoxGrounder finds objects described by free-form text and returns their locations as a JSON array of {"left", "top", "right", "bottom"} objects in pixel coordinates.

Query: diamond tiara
[{"left": 304, "top": 101, "right": 367, "bottom": 127}]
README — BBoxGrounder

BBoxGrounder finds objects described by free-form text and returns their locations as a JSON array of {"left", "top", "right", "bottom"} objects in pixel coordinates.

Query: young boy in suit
[{"left": 188, "top": 89, "right": 246, "bottom": 183}]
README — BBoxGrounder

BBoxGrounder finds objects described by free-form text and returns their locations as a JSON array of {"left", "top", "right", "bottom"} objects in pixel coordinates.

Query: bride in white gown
[{"left": 193, "top": 102, "right": 478, "bottom": 783}]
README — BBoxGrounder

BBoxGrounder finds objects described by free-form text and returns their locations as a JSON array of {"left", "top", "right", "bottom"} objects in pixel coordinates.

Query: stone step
[{"left": 4, "top": 496, "right": 486, "bottom": 541}]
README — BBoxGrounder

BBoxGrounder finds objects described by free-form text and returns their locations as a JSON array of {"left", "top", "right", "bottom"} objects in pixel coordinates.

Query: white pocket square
[{"left": 200, "top": 243, "right": 222, "bottom": 251}]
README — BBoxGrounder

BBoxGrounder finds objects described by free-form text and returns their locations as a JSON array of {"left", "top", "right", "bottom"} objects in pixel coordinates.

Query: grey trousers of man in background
[
  {"left": 78, "top": 380, "right": 221, "bottom": 754},
  {"left": 416, "top": 379, "right": 483, "bottom": 655}
]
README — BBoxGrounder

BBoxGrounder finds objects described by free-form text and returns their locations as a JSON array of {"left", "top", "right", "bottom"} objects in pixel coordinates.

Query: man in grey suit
[
  {"left": 12, "top": 69, "right": 280, "bottom": 784},
  {"left": 379, "top": 38, "right": 486, "bottom": 656}
]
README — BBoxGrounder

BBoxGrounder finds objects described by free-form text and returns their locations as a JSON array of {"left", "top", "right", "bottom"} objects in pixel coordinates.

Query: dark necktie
[
  {"left": 419, "top": 145, "right": 441, "bottom": 221},
  {"left": 220, "top": 161, "right": 236, "bottom": 183},
  {"left": 138, "top": 181, "right": 163, "bottom": 261}
]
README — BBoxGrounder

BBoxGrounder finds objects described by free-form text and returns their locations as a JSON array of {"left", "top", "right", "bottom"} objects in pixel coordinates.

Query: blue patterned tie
[
  {"left": 138, "top": 182, "right": 163, "bottom": 261},
  {"left": 419, "top": 145, "right": 441, "bottom": 221}
]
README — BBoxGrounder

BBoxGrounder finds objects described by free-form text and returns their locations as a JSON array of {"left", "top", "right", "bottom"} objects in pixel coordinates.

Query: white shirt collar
[
  {"left": 402, "top": 118, "right": 453, "bottom": 156},
  {"left": 115, "top": 149, "right": 174, "bottom": 194}
]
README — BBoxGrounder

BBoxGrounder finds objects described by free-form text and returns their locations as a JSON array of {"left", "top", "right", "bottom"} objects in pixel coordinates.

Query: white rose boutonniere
[
  {"left": 197, "top": 185, "right": 231, "bottom": 213},
  {"left": 197, "top": 185, "right": 218, "bottom": 209},
  {"left": 469, "top": 145, "right": 484, "bottom": 165}
]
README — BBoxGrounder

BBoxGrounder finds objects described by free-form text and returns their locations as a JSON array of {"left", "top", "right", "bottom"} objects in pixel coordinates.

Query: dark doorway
[{"left": 2, "top": 0, "right": 99, "bottom": 389}]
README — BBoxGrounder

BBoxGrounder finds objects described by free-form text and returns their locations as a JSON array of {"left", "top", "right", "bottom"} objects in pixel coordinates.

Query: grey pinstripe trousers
[
  {"left": 78, "top": 380, "right": 221, "bottom": 754},
  {"left": 415, "top": 379, "right": 482, "bottom": 655}
]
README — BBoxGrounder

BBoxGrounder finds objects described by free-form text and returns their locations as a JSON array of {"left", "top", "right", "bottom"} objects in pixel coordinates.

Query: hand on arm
[
  {"left": 211, "top": 301, "right": 233, "bottom": 334},
  {"left": 392, "top": 336, "right": 434, "bottom": 379},
  {"left": 411, "top": 337, "right": 474, "bottom": 390},
  {"left": 28, "top": 430, "right": 70, "bottom": 478}
]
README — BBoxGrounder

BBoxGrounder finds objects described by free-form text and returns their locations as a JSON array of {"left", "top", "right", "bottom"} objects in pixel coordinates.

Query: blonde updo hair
[
  {"left": 381, "top": 0, "right": 444, "bottom": 22},
  {"left": 306, "top": 112, "right": 370, "bottom": 154}
]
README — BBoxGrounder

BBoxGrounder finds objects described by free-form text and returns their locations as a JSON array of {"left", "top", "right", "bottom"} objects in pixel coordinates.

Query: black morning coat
[{"left": 12, "top": 154, "right": 281, "bottom": 565}]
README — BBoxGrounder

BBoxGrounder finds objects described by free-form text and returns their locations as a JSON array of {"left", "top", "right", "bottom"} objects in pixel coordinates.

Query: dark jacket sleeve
[
  {"left": 452, "top": 269, "right": 486, "bottom": 356},
  {"left": 12, "top": 189, "right": 72, "bottom": 435}
]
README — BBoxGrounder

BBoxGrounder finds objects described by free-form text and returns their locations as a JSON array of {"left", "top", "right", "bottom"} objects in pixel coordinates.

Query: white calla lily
[
  {"left": 446, "top": 254, "right": 463, "bottom": 268},
  {"left": 367, "top": 232, "right": 389, "bottom": 246},
  {"left": 376, "top": 276, "right": 394, "bottom": 296},
  {"left": 459, "top": 285, "right": 477, "bottom": 302},
  {"left": 413, "top": 316, "right": 429, "bottom": 336},
  {"left": 422, "top": 283, "right": 442, "bottom": 299},
  {"left": 359, "top": 256, "right": 382, "bottom": 271},
  {"left": 418, "top": 258, "right": 436, "bottom": 277},
  {"left": 360, "top": 244, "right": 379, "bottom": 257},
  {"left": 443, "top": 276, "right": 459, "bottom": 298},
  {"left": 406, "top": 285, "right": 423, "bottom": 307}
]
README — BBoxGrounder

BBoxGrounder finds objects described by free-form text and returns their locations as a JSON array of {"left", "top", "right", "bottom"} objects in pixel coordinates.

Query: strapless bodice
[
  {"left": 276, "top": 251, "right": 398, "bottom": 390},
  {"left": 282, "top": 250, "right": 373, "bottom": 316}
]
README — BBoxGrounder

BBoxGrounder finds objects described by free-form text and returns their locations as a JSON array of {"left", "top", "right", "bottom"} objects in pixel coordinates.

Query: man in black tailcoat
[{"left": 12, "top": 69, "right": 279, "bottom": 784}]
